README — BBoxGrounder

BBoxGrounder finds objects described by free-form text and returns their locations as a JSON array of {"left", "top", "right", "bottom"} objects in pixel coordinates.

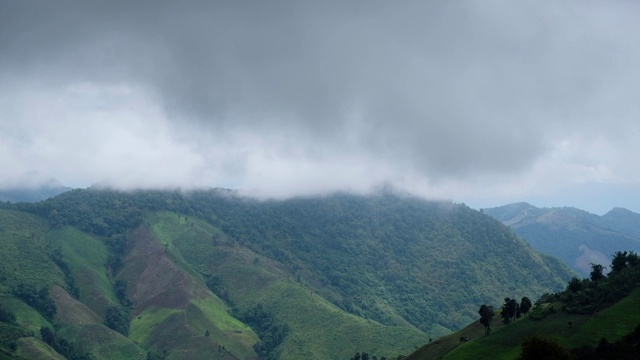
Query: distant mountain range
[
  {"left": 0, "top": 172, "right": 71, "bottom": 203},
  {"left": 484, "top": 202, "right": 640, "bottom": 276}
]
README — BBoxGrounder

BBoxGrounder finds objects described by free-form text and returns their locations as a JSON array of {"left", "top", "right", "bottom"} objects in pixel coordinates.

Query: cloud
[{"left": 1, "top": 1, "right": 640, "bottom": 211}]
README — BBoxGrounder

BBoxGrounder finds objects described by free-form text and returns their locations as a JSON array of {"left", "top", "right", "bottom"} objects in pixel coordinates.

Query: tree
[
  {"left": 104, "top": 306, "right": 129, "bottom": 336},
  {"left": 501, "top": 298, "right": 519, "bottom": 324},
  {"left": 567, "top": 277, "right": 583, "bottom": 293},
  {"left": 478, "top": 304, "right": 495, "bottom": 335},
  {"left": 519, "top": 297, "right": 532, "bottom": 317},
  {"left": 611, "top": 251, "right": 640, "bottom": 273},
  {"left": 590, "top": 263, "right": 606, "bottom": 281},
  {"left": 40, "top": 326, "right": 55, "bottom": 345}
]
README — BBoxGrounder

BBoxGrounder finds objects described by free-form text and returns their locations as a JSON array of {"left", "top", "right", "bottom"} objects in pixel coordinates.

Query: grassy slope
[
  {"left": 0, "top": 210, "right": 146, "bottom": 360},
  {"left": 123, "top": 217, "right": 259, "bottom": 360},
  {"left": 407, "top": 289, "right": 640, "bottom": 360},
  {"left": 15, "top": 337, "right": 65, "bottom": 360},
  {"left": 0, "top": 209, "right": 62, "bottom": 294},
  {"left": 46, "top": 228, "right": 147, "bottom": 360},
  {"left": 150, "top": 211, "right": 428, "bottom": 360},
  {"left": 47, "top": 226, "right": 118, "bottom": 316},
  {"left": 0, "top": 298, "right": 52, "bottom": 334},
  {"left": 59, "top": 324, "right": 146, "bottom": 360}
]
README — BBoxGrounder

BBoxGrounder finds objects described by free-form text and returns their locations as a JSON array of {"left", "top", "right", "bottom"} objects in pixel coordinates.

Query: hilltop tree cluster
[
  {"left": 478, "top": 296, "right": 531, "bottom": 334},
  {"left": 559, "top": 251, "right": 640, "bottom": 314},
  {"left": 517, "top": 251, "right": 640, "bottom": 359}
]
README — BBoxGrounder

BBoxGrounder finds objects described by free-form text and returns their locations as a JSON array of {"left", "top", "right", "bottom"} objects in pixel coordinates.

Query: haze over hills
[
  {"left": 484, "top": 203, "right": 640, "bottom": 276},
  {"left": 0, "top": 172, "right": 71, "bottom": 203},
  {"left": 0, "top": 189, "right": 573, "bottom": 359}
]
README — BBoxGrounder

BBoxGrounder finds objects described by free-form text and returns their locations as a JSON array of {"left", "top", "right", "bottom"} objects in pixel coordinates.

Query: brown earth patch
[
  {"left": 50, "top": 284, "right": 101, "bottom": 325},
  {"left": 575, "top": 245, "right": 609, "bottom": 274},
  {"left": 120, "top": 226, "right": 193, "bottom": 315}
]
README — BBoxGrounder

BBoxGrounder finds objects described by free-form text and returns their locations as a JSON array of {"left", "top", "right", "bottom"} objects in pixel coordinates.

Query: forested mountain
[
  {"left": 484, "top": 203, "right": 640, "bottom": 276},
  {"left": 0, "top": 189, "right": 573, "bottom": 359}
]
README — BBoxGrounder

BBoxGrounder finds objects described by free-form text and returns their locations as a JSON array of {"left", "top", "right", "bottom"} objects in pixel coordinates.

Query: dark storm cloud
[{"left": 1, "top": 1, "right": 640, "bottom": 206}]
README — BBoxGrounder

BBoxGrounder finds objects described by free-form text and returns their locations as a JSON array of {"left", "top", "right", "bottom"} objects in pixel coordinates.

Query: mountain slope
[
  {"left": 406, "top": 252, "right": 640, "bottom": 360},
  {"left": 484, "top": 203, "right": 640, "bottom": 275},
  {"left": 0, "top": 190, "right": 575, "bottom": 359}
]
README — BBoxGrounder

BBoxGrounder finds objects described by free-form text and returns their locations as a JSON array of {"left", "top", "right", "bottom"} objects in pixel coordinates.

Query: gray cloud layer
[{"left": 1, "top": 1, "right": 640, "bottom": 210}]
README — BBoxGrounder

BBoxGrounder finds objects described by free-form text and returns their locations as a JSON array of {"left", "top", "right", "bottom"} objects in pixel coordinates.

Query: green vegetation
[
  {"left": 0, "top": 189, "right": 577, "bottom": 359},
  {"left": 234, "top": 304, "right": 289, "bottom": 359},
  {"left": 47, "top": 227, "right": 119, "bottom": 316},
  {"left": 12, "top": 285, "right": 56, "bottom": 322},
  {"left": 407, "top": 251, "right": 640, "bottom": 360},
  {"left": 484, "top": 203, "right": 640, "bottom": 276},
  {"left": 39, "top": 326, "right": 93, "bottom": 360}
]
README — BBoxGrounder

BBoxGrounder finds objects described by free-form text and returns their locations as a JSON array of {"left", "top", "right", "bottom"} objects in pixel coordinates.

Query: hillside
[
  {"left": 406, "top": 251, "right": 640, "bottom": 360},
  {"left": 0, "top": 189, "right": 574, "bottom": 359},
  {"left": 484, "top": 203, "right": 640, "bottom": 276}
]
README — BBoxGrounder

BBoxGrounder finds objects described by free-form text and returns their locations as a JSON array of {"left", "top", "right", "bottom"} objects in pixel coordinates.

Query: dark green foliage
[
  {"left": 559, "top": 255, "right": 640, "bottom": 314},
  {"left": 590, "top": 323, "right": 640, "bottom": 359},
  {"left": 50, "top": 248, "right": 80, "bottom": 298},
  {"left": 478, "top": 305, "right": 494, "bottom": 335},
  {"left": 0, "top": 307, "right": 16, "bottom": 325},
  {"left": 13, "top": 284, "right": 56, "bottom": 321},
  {"left": 113, "top": 279, "right": 132, "bottom": 308},
  {"left": 0, "top": 306, "right": 26, "bottom": 356},
  {"left": 589, "top": 264, "right": 605, "bottom": 282},
  {"left": 610, "top": 251, "right": 639, "bottom": 273},
  {"left": 104, "top": 306, "right": 130, "bottom": 336},
  {"left": 235, "top": 304, "right": 289, "bottom": 359},
  {"left": 501, "top": 298, "right": 519, "bottom": 324},
  {"left": 517, "top": 324, "right": 640, "bottom": 360},
  {"left": 517, "top": 335, "right": 571, "bottom": 360},
  {"left": 105, "top": 235, "right": 128, "bottom": 274},
  {"left": 205, "top": 274, "right": 233, "bottom": 306},
  {"left": 520, "top": 297, "right": 532, "bottom": 316},
  {"left": 567, "top": 277, "right": 583, "bottom": 293},
  {"left": 40, "top": 326, "right": 94, "bottom": 360}
]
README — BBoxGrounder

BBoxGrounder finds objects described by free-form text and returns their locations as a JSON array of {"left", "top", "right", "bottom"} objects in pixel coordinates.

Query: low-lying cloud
[{"left": 1, "top": 1, "right": 640, "bottom": 212}]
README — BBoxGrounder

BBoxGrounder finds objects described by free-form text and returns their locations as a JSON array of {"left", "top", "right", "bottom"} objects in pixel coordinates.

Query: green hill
[
  {"left": 406, "top": 252, "right": 640, "bottom": 359},
  {"left": 0, "top": 189, "right": 575, "bottom": 359}
]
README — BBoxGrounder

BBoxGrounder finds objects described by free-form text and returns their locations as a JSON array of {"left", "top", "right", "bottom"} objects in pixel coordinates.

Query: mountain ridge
[{"left": 484, "top": 203, "right": 640, "bottom": 276}]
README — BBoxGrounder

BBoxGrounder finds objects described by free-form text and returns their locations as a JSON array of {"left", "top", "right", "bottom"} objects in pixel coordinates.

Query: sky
[{"left": 1, "top": 0, "right": 640, "bottom": 214}]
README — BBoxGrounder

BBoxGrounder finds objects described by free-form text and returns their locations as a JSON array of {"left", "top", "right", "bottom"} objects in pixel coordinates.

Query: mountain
[
  {"left": 484, "top": 203, "right": 640, "bottom": 276},
  {"left": 0, "top": 173, "right": 71, "bottom": 203},
  {"left": 0, "top": 189, "right": 574, "bottom": 359}
]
